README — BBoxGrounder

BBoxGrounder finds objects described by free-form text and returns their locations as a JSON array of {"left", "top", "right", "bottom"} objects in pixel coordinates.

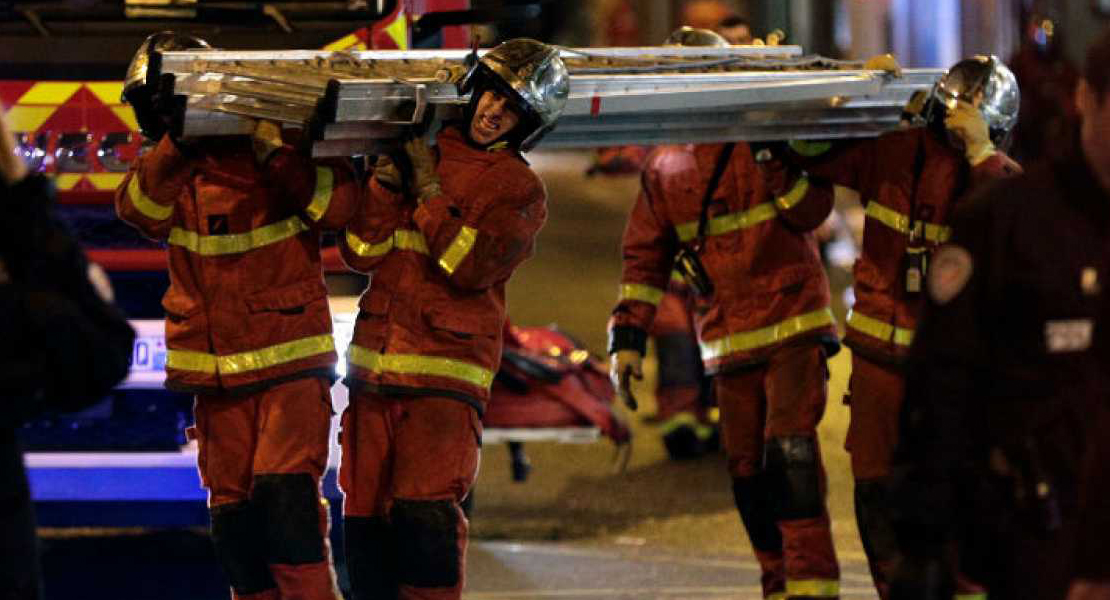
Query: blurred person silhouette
[
  {"left": 1008, "top": 6, "right": 1080, "bottom": 163},
  {"left": 891, "top": 26, "right": 1110, "bottom": 600},
  {"left": 0, "top": 106, "right": 134, "bottom": 599},
  {"left": 716, "top": 14, "right": 753, "bottom": 45}
]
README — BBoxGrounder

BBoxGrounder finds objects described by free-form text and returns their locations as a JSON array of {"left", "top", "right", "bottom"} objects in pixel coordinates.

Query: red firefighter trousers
[
  {"left": 845, "top": 354, "right": 987, "bottom": 599},
  {"left": 716, "top": 343, "right": 840, "bottom": 597},
  {"left": 844, "top": 353, "right": 904, "bottom": 480},
  {"left": 193, "top": 376, "right": 338, "bottom": 600},
  {"left": 340, "top": 392, "right": 482, "bottom": 600}
]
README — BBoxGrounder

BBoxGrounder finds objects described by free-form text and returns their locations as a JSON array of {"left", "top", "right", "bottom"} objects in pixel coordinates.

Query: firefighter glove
[
  {"left": 373, "top": 155, "right": 403, "bottom": 191},
  {"left": 404, "top": 136, "right": 442, "bottom": 202},
  {"left": 609, "top": 349, "right": 643, "bottom": 411},
  {"left": 864, "top": 53, "right": 903, "bottom": 77},
  {"left": 946, "top": 100, "right": 994, "bottom": 165},
  {"left": 252, "top": 119, "right": 285, "bottom": 165},
  {"left": 760, "top": 157, "right": 793, "bottom": 197}
]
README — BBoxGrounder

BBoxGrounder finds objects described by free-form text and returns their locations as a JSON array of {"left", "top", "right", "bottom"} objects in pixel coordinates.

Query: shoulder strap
[
  {"left": 907, "top": 131, "right": 928, "bottom": 241},
  {"left": 696, "top": 142, "right": 737, "bottom": 244}
]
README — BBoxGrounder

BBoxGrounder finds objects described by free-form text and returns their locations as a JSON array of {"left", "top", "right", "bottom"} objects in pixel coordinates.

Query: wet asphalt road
[{"left": 39, "top": 532, "right": 877, "bottom": 600}]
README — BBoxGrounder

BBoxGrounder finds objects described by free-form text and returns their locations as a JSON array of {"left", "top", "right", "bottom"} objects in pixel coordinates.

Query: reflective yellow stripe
[
  {"left": 675, "top": 202, "right": 778, "bottom": 242},
  {"left": 438, "top": 225, "right": 478, "bottom": 275},
  {"left": 166, "top": 334, "right": 335, "bottom": 375},
  {"left": 166, "top": 349, "right": 217, "bottom": 374},
  {"left": 345, "top": 229, "right": 429, "bottom": 258},
  {"left": 347, "top": 345, "right": 494, "bottom": 389},
  {"left": 218, "top": 334, "right": 334, "bottom": 375},
  {"left": 865, "top": 201, "right": 952, "bottom": 243},
  {"left": 955, "top": 594, "right": 988, "bottom": 600},
  {"left": 345, "top": 230, "right": 394, "bottom": 258},
  {"left": 774, "top": 176, "right": 809, "bottom": 211},
  {"left": 788, "top": 139, "right": 832, "bottom": 157},
  {"left": 394, "top": 230, "right": 430, "bottom": 254},
  {"left": 670, "top": 269, "right": 685, "bottom": 283},
  {"left": 846, "top": 309, "right": 915, "bottom": 346},
  {"left": 619, "top": 283, "right": 664, "bottom": 305},
  {"left": 127, "top": 175, "right": 173, "bottom": 221},
  {"left": 700, "top": 308, "right": 835, "bottom": 361},
  {"left": 305, "top": 167, "right": 334, "bottom": 222},
  {"left": 785, "top": 579, "right": 839, "bottom": 598},
  {"left": 169, "top": 216, "right": 308, "bottom": 256},
  {"left": 766, "top": 593, "right": 786, "bottom": 600}
]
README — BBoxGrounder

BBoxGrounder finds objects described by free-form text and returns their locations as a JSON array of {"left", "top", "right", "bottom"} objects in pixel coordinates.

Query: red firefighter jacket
[
  {"left": 339, "top": 125, "right": 546, "bottom": 410},
  {"left": 115, "top": 134, "right": 359, "bottom": 393},
  {"left": 787, "top": 127, "right": 1021, "bottom": 363},
  {"left": 609, "top": 142, "right": 838, "bottom": 374}
]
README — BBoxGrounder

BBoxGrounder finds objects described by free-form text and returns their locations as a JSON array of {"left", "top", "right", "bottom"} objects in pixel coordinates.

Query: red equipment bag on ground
[{"left": 484, "top": 321, "right": 630, "bottom": 445}]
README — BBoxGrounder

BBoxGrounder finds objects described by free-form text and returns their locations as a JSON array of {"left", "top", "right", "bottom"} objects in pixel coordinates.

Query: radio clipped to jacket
[
  {"left": 903, "top": 246, "right": 928, "bottom": 294},
  {"left": 674, "top": 246, "right": 714, "bottom": 297}
]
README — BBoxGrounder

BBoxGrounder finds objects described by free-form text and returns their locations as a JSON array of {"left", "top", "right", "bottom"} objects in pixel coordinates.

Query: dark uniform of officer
[{"left": 891, "top": 28, "right": 1110, "bottom": 600}]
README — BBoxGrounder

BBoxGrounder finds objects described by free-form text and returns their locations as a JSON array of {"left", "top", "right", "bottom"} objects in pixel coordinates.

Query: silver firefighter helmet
[
  {"left": 663, "top": 26, "right": 729, "bottom": 47},
  {"left": 459, "top": 38, "right": 569, "bottom": 152},
  {"left": 122, "top": 31, "right": 212, "bottom": 140},
  {"left": 930, "top": 55, "right": 1020, "bottom": 146},
  {"left": 123, "top": 31, "right": 211, "bottom": 100}
]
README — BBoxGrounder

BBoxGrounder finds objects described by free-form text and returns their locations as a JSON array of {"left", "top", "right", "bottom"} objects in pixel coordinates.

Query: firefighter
[
  {"left": 646, "top": 28, "right": 728, "bottom": 461},
  {"left": 114, "top": 32, "right": 360, "bottom": 600},
  {"left": 891, "top": 28, "right": 1110, "bottom": 600},
  {"left": 609, "top": 28, "right": 843, "bottom": 598},
  {"left": 716, "top": 14, "right": 753, "bottom": 45},
  {"left": 650, "top": 275, "right": 719, "bottom": 460},
  {"left": 337, "top": 38, "right": 568, "bottom": 600},
  {"left": 785, "top": 55, "right": 1022, "bottom": 598}
]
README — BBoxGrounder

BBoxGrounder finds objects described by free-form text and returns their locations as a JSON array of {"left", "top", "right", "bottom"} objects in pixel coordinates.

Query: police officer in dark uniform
[{"left": 891, "top": 26, "right": 1110, "bottom": 600}]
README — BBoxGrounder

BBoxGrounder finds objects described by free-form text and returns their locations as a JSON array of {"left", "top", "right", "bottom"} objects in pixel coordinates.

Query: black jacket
[
  {"left": 0, "top": 175, "right": 135, "bottom": 427},
  {"left": 1, "top": 174, "right": 134, "bottom": 600},
  {"left": 893, "top": 146, "right": 1110, "bottom": 596}
]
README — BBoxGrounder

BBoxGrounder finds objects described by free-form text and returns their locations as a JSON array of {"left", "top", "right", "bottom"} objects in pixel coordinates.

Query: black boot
[
  {"left": 855, "top": 477, "right": 903, "bottom": 598},
  {"left": 344, "top": 516, "right": 398, "bottom": 600}
]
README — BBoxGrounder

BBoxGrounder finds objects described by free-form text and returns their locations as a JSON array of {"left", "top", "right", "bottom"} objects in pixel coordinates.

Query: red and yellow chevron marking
[
  {"left": 1, "top": 81, "right": 136, "bottom": 132},
  {"left": 376, "top": 5, "right": 409, "bottom": 50},
  {"left": 322, "top": 31, "right": 370, "bottom": 52},
  {"left": 1, "top": 80, "right": 140, "bottom": 196},
  {"left": 323, "top": 9, "right": 408, "bottom": 51}
]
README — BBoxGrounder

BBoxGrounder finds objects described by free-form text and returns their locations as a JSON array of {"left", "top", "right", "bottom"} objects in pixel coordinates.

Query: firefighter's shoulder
[{"left": 644, "top": 144, "right": 698, "bottom": 178}]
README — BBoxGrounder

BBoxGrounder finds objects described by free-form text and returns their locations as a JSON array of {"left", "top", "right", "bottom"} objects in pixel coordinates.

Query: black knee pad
[
  {"left": 390, "top": 499, "right": 460, "bottom": 588},
  {"left": 209, "top": 501, "right": 276, "bottom": 595},
  {"left": 854, "top": 478, "right": 900, "bottom": 564},
  {"left": 764, "top": 436, "right": 823, "bottom": 520},
  {"left": 251, "top": 473, "right": 325, "bottom": 565},
  {"left": 344, "top": 516, "right": 398, "bottom": 600},
  {"left": 731, "top": 473, "right": 783, "bottom": 552}
]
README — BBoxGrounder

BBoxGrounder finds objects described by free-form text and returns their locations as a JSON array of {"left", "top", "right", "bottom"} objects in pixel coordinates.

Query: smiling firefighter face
[{"left": 468, "top": 89, "right": 523, "bottom": 146}]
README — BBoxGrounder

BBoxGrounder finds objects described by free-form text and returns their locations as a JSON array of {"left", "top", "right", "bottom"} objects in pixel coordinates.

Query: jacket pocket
[
  {"left": 162, "top": 288, "right": 201, "bottom": 321},
  {"left": 422, "top": 304, "right": 498, "bottom": 339},
  {"left": 246, "top": 279, "right": 328, "bottom": 314}
]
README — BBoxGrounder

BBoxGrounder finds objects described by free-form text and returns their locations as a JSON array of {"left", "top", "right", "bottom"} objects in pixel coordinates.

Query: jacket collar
[{"left": 437, "top": 124, "right": 527, "bottom": 165}]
